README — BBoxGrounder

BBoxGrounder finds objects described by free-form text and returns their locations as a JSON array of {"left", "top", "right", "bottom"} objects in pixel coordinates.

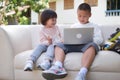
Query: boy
[{"left": 42, "top": 3, "right": 103, "bottom": 80}]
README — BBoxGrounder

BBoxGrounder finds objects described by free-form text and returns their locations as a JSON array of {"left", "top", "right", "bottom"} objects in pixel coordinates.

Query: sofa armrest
[
  {"left": 0, "top": 27, "right": 14, "bottom": 80},
  {"left": 1, "top": 25, "right": 33, "bottom": 55}
]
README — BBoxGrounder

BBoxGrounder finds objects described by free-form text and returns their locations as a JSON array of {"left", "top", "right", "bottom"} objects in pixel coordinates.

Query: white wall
[
  {"left": 91, "top": 0, "right": 120, "bottom": 25},
  {"left": 31, "top": 0, "right": 120, "bottom": 25},
  {"left": 56, "top": 0, "right": 120, "bottom": 25},
  {"left": 56, "top": 0, "right": 77, "bottom": 25}
]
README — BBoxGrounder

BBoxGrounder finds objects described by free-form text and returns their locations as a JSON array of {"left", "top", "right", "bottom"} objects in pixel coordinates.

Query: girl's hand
[{"left": 47, "top": 36, "right": 52, "bottom": 44}]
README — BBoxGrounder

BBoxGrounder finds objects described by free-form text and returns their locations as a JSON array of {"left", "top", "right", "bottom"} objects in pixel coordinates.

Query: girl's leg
[
  {"left": 30, "top": 44, "right": 48, "bottom": 63},
  {"left": 24, "top": 44, "right": 47, "bottom": 71},
  {"left": 40, "top": 44, "right": 55, "bottom": 70},
  {"left": 45, "top": 44, "right": 55, "bottom": 60}
]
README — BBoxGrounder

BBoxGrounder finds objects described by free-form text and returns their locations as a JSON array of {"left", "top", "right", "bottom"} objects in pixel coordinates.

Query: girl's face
[
  {"left": 46, "top": 18, "right": 57, "bottom": 28},
  {"left": 77, "top": 10, "right": 91, "bottom": 24}
]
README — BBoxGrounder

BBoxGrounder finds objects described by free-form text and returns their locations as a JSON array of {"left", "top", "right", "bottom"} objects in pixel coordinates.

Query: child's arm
[{"left": 40, "top": 31, "right": 52, "bottom": 45}]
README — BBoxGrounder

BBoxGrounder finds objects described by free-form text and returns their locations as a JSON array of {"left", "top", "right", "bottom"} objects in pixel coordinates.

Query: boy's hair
[
  {"left": 41, "top": 9, "right": 57, "bottom": 25},
  {"left": 78, "top": 3, "right": 91, "bottom": 12}
]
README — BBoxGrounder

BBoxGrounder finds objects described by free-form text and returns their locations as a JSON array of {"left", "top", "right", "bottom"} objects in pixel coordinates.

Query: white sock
[
  {"left": 54, "top": 61, "right": 63, "bottom": 67},
  {"left": 79, "top": 67, "right": 88, "bottom": 76}
]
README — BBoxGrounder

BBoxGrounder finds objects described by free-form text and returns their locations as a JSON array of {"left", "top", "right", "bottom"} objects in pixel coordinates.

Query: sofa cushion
[
  {"left": 64, "top": 51, "right": 120, "bottom": 72},
  {"left": 91, "top": 51, "right": 120, "bottom": 72},
  {"left": 14, "top": 50, "right": 120, "bottom": 72},
  {"left": 14, "top": 50, "right": 46, "bottom": 70}
]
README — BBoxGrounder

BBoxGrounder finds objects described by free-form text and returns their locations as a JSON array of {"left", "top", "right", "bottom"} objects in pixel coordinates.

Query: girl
[{"left": 24, "top": 9, "right": 63, "bottom": 71}]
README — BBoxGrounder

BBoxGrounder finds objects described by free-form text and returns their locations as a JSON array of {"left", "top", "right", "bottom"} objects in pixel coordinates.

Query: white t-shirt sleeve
[{"left": 93, "top": 25, "right": 103, "bottom": 45}]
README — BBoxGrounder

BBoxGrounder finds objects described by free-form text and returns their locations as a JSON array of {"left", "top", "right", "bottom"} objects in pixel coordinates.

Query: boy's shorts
[{"left": 55, "top": 42, "right": 99, "bottom": 54}]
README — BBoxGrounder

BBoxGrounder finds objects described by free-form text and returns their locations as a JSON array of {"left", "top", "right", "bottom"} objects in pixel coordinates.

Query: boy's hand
[{"left": 47, "top": 36, "right": 52, "bottom": 44}]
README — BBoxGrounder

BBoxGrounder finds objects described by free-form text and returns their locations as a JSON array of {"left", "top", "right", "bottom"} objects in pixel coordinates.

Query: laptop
[{"left": 63, "top": 27, "right": 94, "bottom": 44}]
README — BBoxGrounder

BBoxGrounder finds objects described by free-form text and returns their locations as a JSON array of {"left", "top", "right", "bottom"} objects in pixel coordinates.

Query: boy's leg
[
  {"left": 54, "top": 46, "right": 65, "bottom": 64},
  {"left": 24, "top": 44, "right": 47, "bottom": 71},
  {"left": 75, "top": 42, "right": 99, "bottom": 80},
  {"left": 42, "top": 43, "right": 68, "bottom": 80},
  {"left": 40, "top": 44, "right": 55, "bottom": 70},
  {"left": 53, "top": 43, "right": 68, "bottom": 67},
  {"left": 82, "top": 46, "right": 95, "bottom": 68}
]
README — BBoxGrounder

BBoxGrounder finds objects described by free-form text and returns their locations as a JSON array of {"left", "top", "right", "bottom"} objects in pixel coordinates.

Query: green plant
[
  {"left": 18, "top": 16, "right": 30, "bottom": 25},
  {"left": 0, "top": 0, "right": 48, "bottom": 25}
]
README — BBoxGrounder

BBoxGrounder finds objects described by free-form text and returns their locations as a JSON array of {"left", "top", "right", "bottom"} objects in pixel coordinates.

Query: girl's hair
[
  {"left": 41, "top": 9, "right": 57, "bottom": 25},
  {"left": 78, "top": 3, "right": 91, "bottom": 13}
]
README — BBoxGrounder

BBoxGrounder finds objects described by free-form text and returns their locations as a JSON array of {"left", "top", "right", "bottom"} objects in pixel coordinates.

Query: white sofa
[{"left": 0, "top": 25, "right": 120, "bottom": 80}]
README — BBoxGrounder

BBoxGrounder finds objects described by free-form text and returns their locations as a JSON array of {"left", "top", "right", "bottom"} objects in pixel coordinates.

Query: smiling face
[
  {"left": 40, "top": 9, "right": 57, "bottom": 27},
  {"left": 77, "top": 9, "right": 91, "bottom": 24},
  {"left": 46, "top": 18, "right": 57, "bottom": 28}
]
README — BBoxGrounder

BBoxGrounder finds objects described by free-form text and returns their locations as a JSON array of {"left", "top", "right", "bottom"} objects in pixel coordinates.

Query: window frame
[
  {"left": 106, "top": 0, "right": 120, "bottom": 16},
  {"left": 64, "top": 0, "right": 74, "bottom": 10},
  {"left": 84, "top": 0, "right": 98, "bottom": 7},
  {"left": 49, "top": 1, "right": 56, "bottom": 11}
]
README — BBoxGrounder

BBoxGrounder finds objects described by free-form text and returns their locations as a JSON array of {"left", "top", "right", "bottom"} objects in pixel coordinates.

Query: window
[
  {"left": 64, "top": 0, "right": 74, "bottom": 10},
  {"left": 84, "top": 0, "right": 98, "bottom": 6},
  {"left": 106, "top": 0, "right": 120, "bottom": 16},
  {"left": 107, "top": 0, "right": 120, "bottom": 10},
  {"left": 49, "top": 2, "right": 56, "bottom": 10}
]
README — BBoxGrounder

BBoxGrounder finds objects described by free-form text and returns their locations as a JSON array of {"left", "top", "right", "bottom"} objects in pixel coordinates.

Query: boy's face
[
  {"left": 77, "top": 10, "right": 91, "bottom": 24},
  {"left": 46, "top": 18, "right": 56, "bottom": 27}
]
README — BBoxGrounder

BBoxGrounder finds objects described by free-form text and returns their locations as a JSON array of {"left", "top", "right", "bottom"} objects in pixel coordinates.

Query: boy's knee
[
  {"left": 88, "top": 42, "right": 97, "bottom": 47},
  {"left": 55, "top": 46, "right": 63, "bottom": 51},
  {"left": 55, "top": 43, "right": 68, "bottom": 53},
  {"left": 88, "top": 42, "right": 98, "bottom": 49},
  {"left": 55, "top": 43, "right": 64, "bottom": 49}
]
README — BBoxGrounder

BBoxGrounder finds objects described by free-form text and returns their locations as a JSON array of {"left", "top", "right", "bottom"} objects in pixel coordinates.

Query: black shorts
[{"left": 55, "top": 42, "right": 99, "bottom": 54}]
